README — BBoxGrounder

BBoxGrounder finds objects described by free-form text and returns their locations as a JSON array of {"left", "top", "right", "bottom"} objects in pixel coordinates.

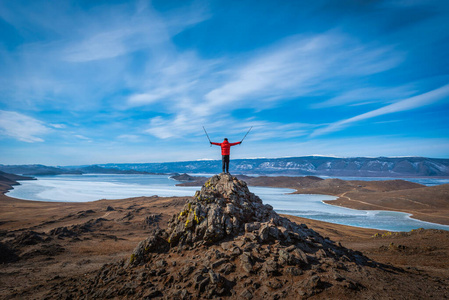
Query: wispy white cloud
[
  {"left": 62, "top": 1, "right": 208, "bottom": 63},
  {"left": 124, "top": 46, "right": 221, "bottom": 112},
  {"left": 127, "top": 93, "right": 163, "bottom": 106},
  {"left": 145, "top": 110, "right": 313, "bottom": 150},
  {"left": 64, "top": 8, "right": 175, "bottom": 62},
  {"left": 312, "top": 85, "right": 417, "bottom": 108},
  {"left": 143, "top": 31, "right": 403, "bottom": 140},
  {"left": 145, "top": 112, "right": 217, "bottom": 139},
  {"left": 74, "top": 134, "right": 91, "bottom": 141},
  {"left": 0, "top": 0, "right": 210, "bottom": 112},
  {"left": 0, "top": 2, "right": 407, "bottom": 145},
  {"left": 49, "top": 123, "right": 66, "bottom": 129},
  {"left": 311, "top": 84, "right": 449, "bottom": 137},
  {"left": 117, "top": 134, "right": 142, "bottom": 142},
  {"left": 126, "top": 75, "right": 204, "bottom": 108},
  {"left": 204, "top": 32, "right": 402, "bottom": 110},
  {"left": 63, "top": 28, "right": 146, "bottom": 62},
  {"left": 0, "top": 110, "right": 50, "bottom": 142}
]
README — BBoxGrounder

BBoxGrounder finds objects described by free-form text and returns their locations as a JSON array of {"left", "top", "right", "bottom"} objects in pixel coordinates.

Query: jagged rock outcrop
[
  {"left": 46, "top": 174, "right": 383, "bottom": 299},
  {"left": 132, "top": 174, "right": 368, "bottom": 264},
  {"left": 166, "top": 173, "right": 278, "bottom": 246}
]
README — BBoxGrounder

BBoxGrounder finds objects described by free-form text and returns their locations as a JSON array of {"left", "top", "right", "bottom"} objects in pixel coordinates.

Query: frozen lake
[{"left": 7, "top": 174, "right": 449, "bottom": 232}]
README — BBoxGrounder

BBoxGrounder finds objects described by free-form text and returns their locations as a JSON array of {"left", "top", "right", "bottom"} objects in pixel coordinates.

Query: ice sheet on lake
[{"left": 7, "top": 174, "right": 449, "bottom": 232}]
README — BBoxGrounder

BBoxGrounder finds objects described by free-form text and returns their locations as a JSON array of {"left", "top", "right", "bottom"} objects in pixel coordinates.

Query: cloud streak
[
  {"left": 311, "top": 84, "right": 449, "bottom": 137},
  {"left": 311, "top": 85, "right": 417, "bottom": 109},
  {"left": 205, "top": 33, "right": 402, "bottom": 108},
  {"left": 0, "top": 110, "right": 50, "bottom": 142},
  {"left": 0, "top": 0, "right": 210, "bottom": 112}
]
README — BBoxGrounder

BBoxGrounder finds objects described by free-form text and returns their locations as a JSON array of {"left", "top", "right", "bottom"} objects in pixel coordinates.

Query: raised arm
[
  {"left": 211, "top": 142, "right": 221, "bottom": 146},
  {"left": 229, "top": 141, "right": 242, "bottom": 146}
]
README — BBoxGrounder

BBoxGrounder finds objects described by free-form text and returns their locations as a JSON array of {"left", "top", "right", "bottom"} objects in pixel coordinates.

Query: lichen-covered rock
[
  {"left": 130, "top": 229, "right": 169, "bottom": 266},
  {"left": 165, "top": 173, "right": 279, "bottom": 247}
]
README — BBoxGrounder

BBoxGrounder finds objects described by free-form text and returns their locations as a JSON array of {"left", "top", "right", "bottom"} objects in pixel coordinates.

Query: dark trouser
[{"left": 222, "top": 155, "right": 230, "bottom": 173}]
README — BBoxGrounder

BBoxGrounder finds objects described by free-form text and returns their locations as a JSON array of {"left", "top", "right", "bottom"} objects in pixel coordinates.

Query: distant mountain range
[
  {"left": 1, "top": 156, "right": 449, "bottom": 177},
  {"left": 73, "top": 165, "right": 161, "bottom": 175},
  {"left": 0, "top": 164, "right": 157, "bottom": 176},
  {"left": 0, "top": 164, "right": 82, "bottom": 176}
]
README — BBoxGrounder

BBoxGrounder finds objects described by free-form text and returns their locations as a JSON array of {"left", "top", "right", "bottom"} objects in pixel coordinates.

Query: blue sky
[{"left": 0, "top": 0, "right": 448, "bottom": 165}]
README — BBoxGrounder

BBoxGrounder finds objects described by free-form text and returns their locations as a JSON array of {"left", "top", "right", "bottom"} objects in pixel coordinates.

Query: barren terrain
[
  {"left": 1, "top": 175, "right": 448, "bottom": 298},
  {"left": 1, "top": 192, "right": 448, "bottom": 298}
]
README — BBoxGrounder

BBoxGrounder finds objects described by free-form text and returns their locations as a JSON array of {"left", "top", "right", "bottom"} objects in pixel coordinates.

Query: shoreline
[
  {"left": 323, "top": 198, "right": 449, "bottom": 226},
  {"left": 319, "top": 199, "right": 449, "bottom": 231},
  {"left": 3, "top": 171, "right": 449, "bottom": 227},
  {"left": 318, "top": 190, "right": 449, "bottom": 226},
  {"left": 3, "top": 191, "right": 448, "bottom": 232},
  {"left": 3, "top": 177, "right": 449, "bottom": 230}
]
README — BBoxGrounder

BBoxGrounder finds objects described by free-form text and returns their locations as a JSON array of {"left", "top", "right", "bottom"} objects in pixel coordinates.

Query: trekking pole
[
  {"left": 240, "top": 126, "right": 253, "bottom": 143},
  {"left": 203, "top": 126, "right": 212, "bottom": 147}
]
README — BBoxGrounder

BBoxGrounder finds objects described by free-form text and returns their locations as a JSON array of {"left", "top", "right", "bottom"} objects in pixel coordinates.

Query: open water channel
[{"left": 7, "top": 174, "right": 449, "bottom": 232}]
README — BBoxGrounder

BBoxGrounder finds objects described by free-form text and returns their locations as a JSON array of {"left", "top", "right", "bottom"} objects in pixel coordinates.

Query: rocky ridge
[{"left": 45, "top": 174, "right": 393, "bottom": 299}]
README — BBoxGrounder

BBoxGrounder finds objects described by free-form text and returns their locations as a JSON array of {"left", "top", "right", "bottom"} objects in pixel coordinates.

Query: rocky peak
[
  {"left": 165, "top": 173, "right": 278, "bottom": 246},
  {"left": 84, "top": 174, "right": 379, "bottom": 299},
  {"left": 131, "top": 174, "right": 370, "bottom": 267}
]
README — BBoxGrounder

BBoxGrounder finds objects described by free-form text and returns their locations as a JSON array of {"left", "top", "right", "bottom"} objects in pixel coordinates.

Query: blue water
[{"left": 7, "top": 174, "right": 449, "bottom": 232}]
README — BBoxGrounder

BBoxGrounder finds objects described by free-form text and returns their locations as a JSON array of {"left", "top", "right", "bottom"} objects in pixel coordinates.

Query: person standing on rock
[{"left": 210, "top": 138, "right": 241, "bottom": 173}]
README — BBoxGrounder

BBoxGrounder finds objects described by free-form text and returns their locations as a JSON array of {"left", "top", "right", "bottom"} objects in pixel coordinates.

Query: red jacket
[{"left": 211, "top": 140, "right": 241, "bottom": 155}]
